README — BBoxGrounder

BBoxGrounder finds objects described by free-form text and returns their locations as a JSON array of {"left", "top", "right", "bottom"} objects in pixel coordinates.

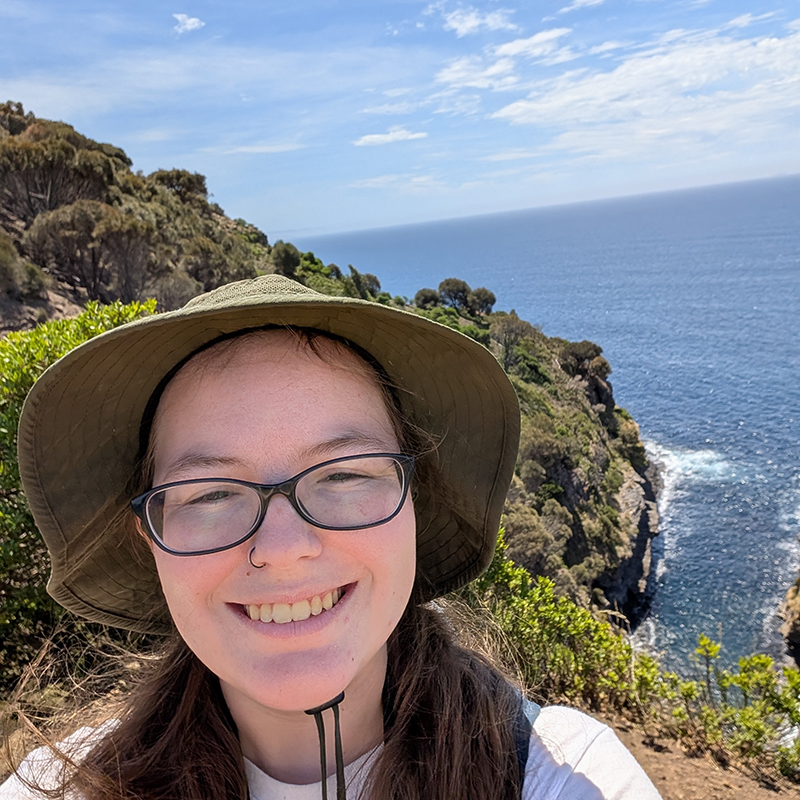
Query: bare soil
[
  {"left": 605, "top": 717, "right": 800, "bottom": 800},
  {"left": 0, "top": 288, "right": 84, "bottom": 335}
]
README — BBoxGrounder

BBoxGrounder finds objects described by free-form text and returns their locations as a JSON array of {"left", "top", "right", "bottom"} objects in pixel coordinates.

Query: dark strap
[
  {"left": 514, "top": 697, "right": 537, "bottom": 790},
  {"left": 304, "top": 691, "right": 347, "bottom": 800}
]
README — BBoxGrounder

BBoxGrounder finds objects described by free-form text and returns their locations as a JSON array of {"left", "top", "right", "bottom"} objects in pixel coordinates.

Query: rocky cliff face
[
  {"left": 594, "top": 461, "right": 659, "bottom": 623},
  {"left": 500, "top": 335, "right": 660, "bottom": 626},
  {"left": 779, "top": 580, "right": 800, "bottom": 661}
]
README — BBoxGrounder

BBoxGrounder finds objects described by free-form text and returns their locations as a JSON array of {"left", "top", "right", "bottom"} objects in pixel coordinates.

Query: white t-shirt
[{"left": 1, "top": 706, "right": 661, "bottom": 800}]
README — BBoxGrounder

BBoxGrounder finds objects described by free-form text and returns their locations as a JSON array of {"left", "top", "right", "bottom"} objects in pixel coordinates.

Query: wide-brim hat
[{"left": 17, "top": 275, "right": 520, "bottom": 634}]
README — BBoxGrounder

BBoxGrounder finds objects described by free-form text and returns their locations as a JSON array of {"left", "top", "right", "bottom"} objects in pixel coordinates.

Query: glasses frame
[{"left": 131, "top": 452, "right": 416, "bottom": 557}]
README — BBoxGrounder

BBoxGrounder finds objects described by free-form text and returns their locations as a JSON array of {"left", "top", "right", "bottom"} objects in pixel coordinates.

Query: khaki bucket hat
[{"left": 17, "top": 275, "right": 520, "bottom": 634}]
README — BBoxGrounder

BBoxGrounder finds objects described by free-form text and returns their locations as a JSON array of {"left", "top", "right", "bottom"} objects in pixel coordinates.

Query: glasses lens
[
  {"left": 147, "top": 481, "right": 261, "bottom": 554},
  {"left": 296, "top": 455, "right": 407, "bottom": 529}
]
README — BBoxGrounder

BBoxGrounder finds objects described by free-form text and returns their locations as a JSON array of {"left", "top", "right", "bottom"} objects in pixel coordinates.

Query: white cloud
[
  {"left": 490, "top": 26, "right": 800, "bottom": 164},
  {"left": 435, "top": 55, "right": 517, "bottom": 89},
  {"left": 362, "top": 102, "right": 417, "bottom": 114},
  {"left": 442, "top": 7, "right": 518, "bottom": 37},
  {"left": 353, "top": 126, "right": 428, "bottom": 146},
  {"left": 724, "top": 13, "right": 776, "bottom": 30},
  {"left": 350, "top": 173, "right": 442, "bottom": 191},
  {"left": 588, "top": 40, "right": 628, "bottom": 55},
  {"left": 482, "top": 149, "right": 542, "bottom": 161},
  {"left": 558, "top": 0, "right": 603, "bottom": 14},
  {"left": 208, "top": 142, "right": 306, "bottom": 155},
  {"left": 495, "top": 28, "right": 572, "bottom": 58},
  {"left": 173, "top": 14, "right": 205, "bottom": 35}
]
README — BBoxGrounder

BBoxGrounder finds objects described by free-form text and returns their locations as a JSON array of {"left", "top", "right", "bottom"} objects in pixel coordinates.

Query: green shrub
[{"left": 0, "top": 299, "right": 155, "bottom": 690}]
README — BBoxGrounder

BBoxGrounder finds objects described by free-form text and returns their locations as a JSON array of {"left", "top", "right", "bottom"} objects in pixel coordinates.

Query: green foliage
[
  {"left": 461, "top": 533, "right": 800, "bottom": 782},
  {"left": 0, "top": 299, "right": 155, "bottom": 691},
  {"left": 438, "top": 277, "right": 471, "bottom": 310},
  {"left": 414, "top": 287, "right": 441, "bottom": 309},
  {"left": 0, "top": 231, "right": 47, "bottom": 299},
  {"left": 559, "top": 340, "right": 603, "bottom": 377},
  {"left": 469, "top": 286, "right": 496, "bottom": 315}
]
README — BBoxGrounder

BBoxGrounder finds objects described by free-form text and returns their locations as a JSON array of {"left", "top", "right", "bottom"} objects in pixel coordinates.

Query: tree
[
  {"left": 490, "top": 310, "right": 536, "bottom": 371},
  {"left": 24, "top": 200, "right": 113, "bottom": 299},
  {"left": 414, "top": 287, "right": 441, "bottom": 309},
  {"left": 0, "top": 138, "right": 114, "bottom": 232},
  {"left": 24, "top": 200, "right": 163, "bottom": 302},
  {"left": 468, "top": 286, "right": 496, "bottom": 315},
  {"left": 149, "top": 169, "right": 209, "bottom": 203},
  {"left": 271, "top": 240, "right": 301, "bottom": 279},
  {"left": 559, "top": 340, "right": 603, "bottom": 377},
  {"left": 438, "top": 277, "right": 472, "bottom": 311}
]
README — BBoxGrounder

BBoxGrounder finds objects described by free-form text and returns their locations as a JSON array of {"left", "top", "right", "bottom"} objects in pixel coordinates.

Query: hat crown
[{"left": 183, "top": 274, "right": 321, "bottom": 312}]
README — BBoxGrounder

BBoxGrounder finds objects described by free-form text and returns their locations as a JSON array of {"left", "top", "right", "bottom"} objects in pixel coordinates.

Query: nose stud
[{"left": 248, "top": 547, "right": 266, "bottom": 569}]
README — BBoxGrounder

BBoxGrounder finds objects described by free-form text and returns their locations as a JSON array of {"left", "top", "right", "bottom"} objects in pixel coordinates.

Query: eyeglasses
[{"left": 131, "top": 453, "right": 415, "bottom": 556}]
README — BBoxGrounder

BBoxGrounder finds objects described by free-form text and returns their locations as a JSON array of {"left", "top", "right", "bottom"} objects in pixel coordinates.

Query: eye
[
  {"left": 188, "top": 489, "right": 234, "bottom": 504},
  {"left": 320, "top": 470, "right": 371, "bottom": 483}
]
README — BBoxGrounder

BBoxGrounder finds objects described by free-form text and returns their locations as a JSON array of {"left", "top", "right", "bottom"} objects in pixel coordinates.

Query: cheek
[
  {"left": 152, "top": 551, "right": 231, "bottom": 624},
  {"left": 368, "top": 504, "right": 417, "bottom": 620}
]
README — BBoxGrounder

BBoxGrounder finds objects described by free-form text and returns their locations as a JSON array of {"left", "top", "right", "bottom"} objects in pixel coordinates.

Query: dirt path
[{"left": 605, "top": 718, "right": 799, "bottom": 799}]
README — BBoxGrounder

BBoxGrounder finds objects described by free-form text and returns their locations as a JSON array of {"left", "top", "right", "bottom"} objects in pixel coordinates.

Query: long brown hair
[{"left": 59, "top": 594, "right": 525, "bottom": 800}]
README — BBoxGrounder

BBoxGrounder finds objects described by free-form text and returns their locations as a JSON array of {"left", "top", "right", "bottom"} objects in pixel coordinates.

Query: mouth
[{"left": 242, "top": 586, "right": 347, "bottom": 625}]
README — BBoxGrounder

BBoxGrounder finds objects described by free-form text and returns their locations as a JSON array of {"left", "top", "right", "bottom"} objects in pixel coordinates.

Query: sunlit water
[{"left": 297, "top": 176, "right": 800, "bottom": 673}]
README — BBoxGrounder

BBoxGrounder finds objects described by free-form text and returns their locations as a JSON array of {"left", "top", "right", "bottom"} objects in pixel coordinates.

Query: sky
[{"left": 1, "top": 0, "right": 798, "bottom": 238}]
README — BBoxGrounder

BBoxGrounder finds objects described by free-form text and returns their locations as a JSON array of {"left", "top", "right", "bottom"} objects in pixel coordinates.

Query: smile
[{"left": 244, "top": 587, "right": 345, "bottom": 624}]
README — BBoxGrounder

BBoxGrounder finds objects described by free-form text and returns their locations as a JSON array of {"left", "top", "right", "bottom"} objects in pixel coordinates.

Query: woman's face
[{"left": 147, "top": 332, "right": 417, "bottom": 712}]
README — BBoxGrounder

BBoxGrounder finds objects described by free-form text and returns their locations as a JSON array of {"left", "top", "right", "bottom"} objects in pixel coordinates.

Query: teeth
[
  {"left": 246, "top": 588, "right": 343, "bottom": 625},
  {"left": 272, "top": 603, "right": 292, "bottom": 624}
]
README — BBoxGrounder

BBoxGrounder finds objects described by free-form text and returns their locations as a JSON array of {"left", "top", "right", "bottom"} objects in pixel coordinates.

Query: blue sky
[{"left": 1, "top": 1, "right": 798, "bottom": 238}]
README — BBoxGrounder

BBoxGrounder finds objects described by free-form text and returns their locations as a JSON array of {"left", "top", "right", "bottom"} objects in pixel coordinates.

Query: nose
[{"left": 246, "top": 493, "right": 323, "bottom": 570}]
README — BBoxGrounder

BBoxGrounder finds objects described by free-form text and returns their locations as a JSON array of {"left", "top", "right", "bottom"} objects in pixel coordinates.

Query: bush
[
  {"left": 414, "top": 287, "right": 440, "bottom": 309},
  {"left": 0, "top": 299, "right": 156, "bottom": 690}
]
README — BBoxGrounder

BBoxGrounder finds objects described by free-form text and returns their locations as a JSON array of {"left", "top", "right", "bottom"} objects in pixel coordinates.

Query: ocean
[{"left": 295, "top": 176, "right": 800, "bottom": 674}]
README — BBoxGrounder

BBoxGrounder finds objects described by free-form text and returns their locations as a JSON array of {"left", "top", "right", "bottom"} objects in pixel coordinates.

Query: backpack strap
[{"left": 514, "top": 697, "right": 540, "bottom": 788}]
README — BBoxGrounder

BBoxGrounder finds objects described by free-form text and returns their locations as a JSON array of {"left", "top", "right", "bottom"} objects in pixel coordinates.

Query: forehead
[{"left": 150, "top": 330, "right": 398, "bottom": 464}]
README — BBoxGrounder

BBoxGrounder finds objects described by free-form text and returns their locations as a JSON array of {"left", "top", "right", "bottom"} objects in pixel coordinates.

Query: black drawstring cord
[{"left": 304, "top": 691, "right": 346, "bottom": 800}]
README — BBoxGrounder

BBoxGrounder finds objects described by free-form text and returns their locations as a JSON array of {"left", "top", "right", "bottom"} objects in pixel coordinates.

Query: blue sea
[{"left": 296, "top": 176, "right": 800, "bottom": 674}]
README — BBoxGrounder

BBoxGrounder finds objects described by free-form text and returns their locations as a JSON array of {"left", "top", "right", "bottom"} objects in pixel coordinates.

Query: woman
[{"left": 3, "top": 275, "right": 660, "bottom": 799}]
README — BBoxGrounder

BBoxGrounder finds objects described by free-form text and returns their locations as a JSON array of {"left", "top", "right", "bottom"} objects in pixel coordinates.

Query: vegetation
[
  {"left": 458, "top": 534, "right": 800, "bottom": 783},
  {"left": 0, "top": 301, "right": 156, "bottom": 688}
]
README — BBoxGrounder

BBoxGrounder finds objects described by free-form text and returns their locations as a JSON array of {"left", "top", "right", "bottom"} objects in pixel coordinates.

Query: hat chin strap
[{"left": 304, "top": 691, "right": 346, "bottom": 800}]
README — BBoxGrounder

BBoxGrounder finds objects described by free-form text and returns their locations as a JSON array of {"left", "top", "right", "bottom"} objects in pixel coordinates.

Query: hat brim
[{"left": 18, "top": 276, "right": 520, "bottom": 633}]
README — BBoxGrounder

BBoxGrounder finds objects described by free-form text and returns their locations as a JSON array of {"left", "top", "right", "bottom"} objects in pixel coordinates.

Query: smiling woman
[{"left": 2, "top": 275, "right": 661, "bottom": 800}]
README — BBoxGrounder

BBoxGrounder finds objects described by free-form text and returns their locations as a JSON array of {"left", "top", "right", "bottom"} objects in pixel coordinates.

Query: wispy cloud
[
  {"left": 206, "top": 142, "right": 306, "bottom": 155},
  {"left": 351, "top": 173, "right": 442, "bottom": 191},
  {"left": 495, "top": 28, "right": 572, "bottom": 58},
  {"left": 361, "top": 102, "right": 417, "bottom": 115},
  {"left": 724, "top": 13, "right": 776, "bottom": 30},
  {"left": 173, "top": 14, "right": 205, "bottom": 35},
  {"left": 353, "top": 126, "right": 428, "bottom": 146},
  {"left": 441, "top": 7, "right": 518, "bottom": 37},
  {"left": 491, "top": 26, "right": 800, "bottom": 164},
  {"left": 482, "top": 149, "right": 542, "bottom": 161},
  {"left": 435, "top": 56, "right": 517, "bottom": 89},
  {"left": 558, "top": 0, "right": 603, "bottom": 14}
]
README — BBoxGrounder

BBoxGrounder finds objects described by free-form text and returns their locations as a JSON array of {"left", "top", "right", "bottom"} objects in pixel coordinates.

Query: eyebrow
[
  {"left": 160, "top": 433, "right": 396, "bottom": 482},
  {"left": 161, "top": 455, "right": 250, "bottom": 481}
]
